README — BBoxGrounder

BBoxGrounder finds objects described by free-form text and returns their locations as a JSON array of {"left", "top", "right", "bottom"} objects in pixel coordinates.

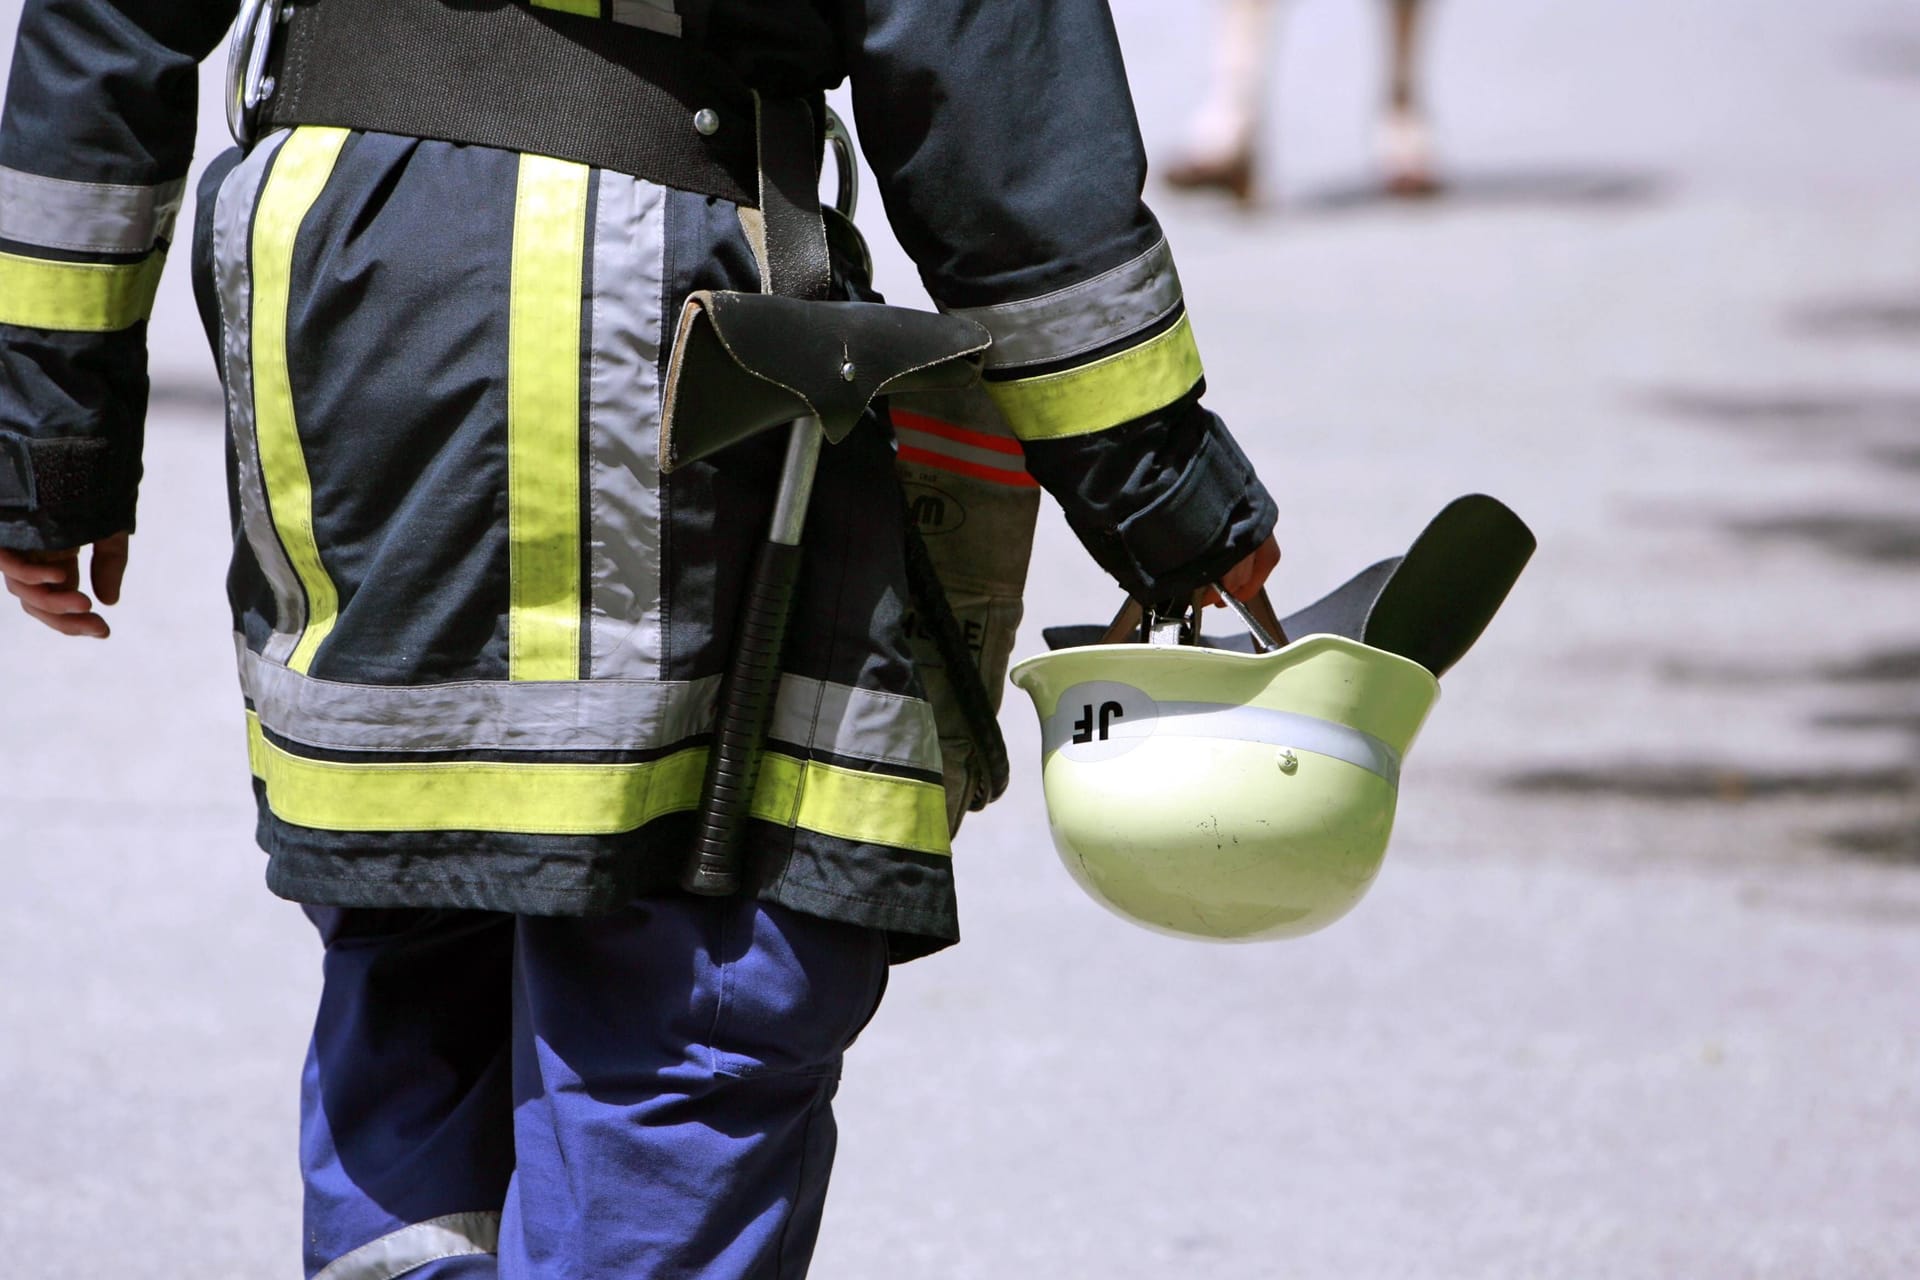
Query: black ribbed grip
[{"left": 681, "top": 540, "right": 805, "bottom": 896}]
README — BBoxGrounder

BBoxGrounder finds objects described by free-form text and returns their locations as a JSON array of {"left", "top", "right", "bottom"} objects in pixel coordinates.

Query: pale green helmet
[{"left": 1010, "top": 495, "right": 1535, "bottom": 943}]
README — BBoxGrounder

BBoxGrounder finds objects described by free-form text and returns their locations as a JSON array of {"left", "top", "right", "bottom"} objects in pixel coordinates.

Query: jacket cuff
[
  {"left": 0, "top": 430, "right": 137, "bottom": 550},
  {"left": 1110, "top": 418, "right": 1276, "bottom": 602}
]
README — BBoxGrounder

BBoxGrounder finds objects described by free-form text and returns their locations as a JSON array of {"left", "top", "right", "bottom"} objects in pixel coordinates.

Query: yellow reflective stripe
[
  {"left": 253, "top": 127, "right": 352, "bottom": 674},
  {"left": 529, "top": 0, "right": 601, "bottom": 13},
  {"left": 0, "top": 250, "right": 164, "bottom": 332},
  {"left": 507, "top": 154, "right": 590, "bottom": 681},
  {"left": 984, "top": 312, "right": 1205, "bottom": 442},
  {"left": 755, "top": 754, "right": 952, "bottom": 856},
  {"left": 246, "top": 712, "right": 951, "bottom": 853},
  {"left": 249, "top": 711, "right": 704, "bottom": 834}
]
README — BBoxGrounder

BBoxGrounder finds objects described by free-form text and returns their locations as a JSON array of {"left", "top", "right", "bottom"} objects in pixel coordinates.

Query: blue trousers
[{"left": 300, "top": 896, "right": 889, "bottom": 1279}]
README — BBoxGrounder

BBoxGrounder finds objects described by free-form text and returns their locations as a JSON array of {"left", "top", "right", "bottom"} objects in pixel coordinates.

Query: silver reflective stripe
[
  {"left": 771, "top": 675, "right": 943, "bottom": 771},
  {"left": 240, "top": 637, "right": 716, "bottom": 752},
  {"left": 942, "top": 238, "right": 1183, "bottom": 371},
  {"left": 313, "top": 1211, "right": 500, "bottom": 1280},
  {"left": 1042, "top": 699, "right": 1402, "bottom": 786},
  {"left": 212, "top": 131, "right": 307, "bottom": 667},
  {"left": 238, "top": 638, "right": 943, "bottom": 771},
  {"left": 0, "top": 165, "right": 186, "bottom": 254},
  {"left": 610, "top": 0, "right": 682, "bottom": 36},
  {"left": 585, "top": 173, "right": 668, "bottom": 681}
]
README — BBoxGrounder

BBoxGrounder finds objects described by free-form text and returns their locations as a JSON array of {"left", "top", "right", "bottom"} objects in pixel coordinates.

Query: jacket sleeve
[
  {"left": 0, "top": 0, "right": 237, "bottom": 551},
  {"left": 840, "top": 0, "right": 1277, "bottom": 603}
]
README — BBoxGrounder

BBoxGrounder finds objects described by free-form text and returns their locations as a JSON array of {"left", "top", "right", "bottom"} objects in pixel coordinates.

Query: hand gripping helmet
[{"left": 1009, "top": 495, "right": 1535, "bottom": 942}]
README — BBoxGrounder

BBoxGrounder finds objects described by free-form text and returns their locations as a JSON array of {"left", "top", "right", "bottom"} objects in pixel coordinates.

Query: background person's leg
[
  {"left": 302, "top": 907, "right": 517, "bottom": 1279},
  {"left": 1378, "top": 0, "right": 1442, "bottom": 195},
  {"left": 501, "top": 895, "right": 889, "bottom": 1280},
  {"left": 1166, "top": 0, "right": 1284, "bottom": 200}
]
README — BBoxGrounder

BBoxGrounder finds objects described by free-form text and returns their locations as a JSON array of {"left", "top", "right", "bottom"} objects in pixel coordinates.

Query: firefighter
[{"left": 0, "top": 1, "right": 1280, "bottom": 1275}]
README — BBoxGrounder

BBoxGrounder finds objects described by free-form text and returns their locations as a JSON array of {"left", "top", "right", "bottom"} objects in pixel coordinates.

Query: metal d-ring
[
  {"left": 225, "top": 0, "right": 286, "bottom": 147},
  {"left": 823, "top": 106, "right": 859, "bottom": 219}
]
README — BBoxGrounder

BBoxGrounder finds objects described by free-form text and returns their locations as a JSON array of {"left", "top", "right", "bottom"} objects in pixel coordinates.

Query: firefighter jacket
[{"left": 0, "top": 0, "right": 1278, "bottom": 960}]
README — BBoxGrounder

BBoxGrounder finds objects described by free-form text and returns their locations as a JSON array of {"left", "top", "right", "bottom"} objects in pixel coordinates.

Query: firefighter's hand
[
  {"left": 1202, "top": 533, "right": 1280, "bottom": 608},
  {"left": 0, "top": 532, "right": 129, "bottom": 639}
]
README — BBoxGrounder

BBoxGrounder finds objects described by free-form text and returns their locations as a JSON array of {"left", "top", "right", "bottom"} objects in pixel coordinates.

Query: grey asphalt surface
[{"left": 4, "top": 1, "right": 1919, "bottom": 1276}]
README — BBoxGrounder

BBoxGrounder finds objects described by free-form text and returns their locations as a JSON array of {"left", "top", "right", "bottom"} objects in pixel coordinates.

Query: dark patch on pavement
[
  {"left": 1720, "top": 513, "right": 1920, "bottom": 566},
  {"left": 1500, "top": 764, "right": 1918, "bottom": 802},
  {"left": 1659, "top": 648, "right": 1920, "bottom": 688},
  {"left": 1854, "top": 29, "right": 1920, "bottom": 81},
  {"left": 1813, "top": 710, "right": 1920, "bottom": 743},
  {"left": 1284, "top": 166, "right": 1669, "bottom": 217},
  {"left": 1794, "top": 295, "right": 1920, "bottom": 341},
  {"left": 1643, "top": 387, "right": 1920, "bottom": 436},
  {"left": 1826, "top": 821, "right": 1920, "bottom": 867},
  {"left": 1823, "top": 648, "right": 1920, "bottom": 683}
]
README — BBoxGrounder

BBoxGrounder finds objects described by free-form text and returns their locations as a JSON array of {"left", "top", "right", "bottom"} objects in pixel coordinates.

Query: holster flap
[{"left": 660, "top": 291, "right": 991, "bottom": 472}]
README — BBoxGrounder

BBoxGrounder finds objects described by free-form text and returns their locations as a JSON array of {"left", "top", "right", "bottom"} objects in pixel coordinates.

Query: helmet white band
[{"left": 1040, "top": 694, "right": 1402, "bottom": 786}]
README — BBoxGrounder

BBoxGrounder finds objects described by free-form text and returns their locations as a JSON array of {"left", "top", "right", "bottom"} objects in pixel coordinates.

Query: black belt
[{"left": 256, "top": 0, "right": 762, "bottom": 206}]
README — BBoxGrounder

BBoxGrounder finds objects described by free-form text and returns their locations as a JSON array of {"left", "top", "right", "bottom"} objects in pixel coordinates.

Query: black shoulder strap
[{"left": 752, "top": 95, "right": 831, "bottom": 301}]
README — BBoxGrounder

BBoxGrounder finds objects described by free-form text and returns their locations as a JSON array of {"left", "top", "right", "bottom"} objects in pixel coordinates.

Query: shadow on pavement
[
  {"left": 1500, "top": 369, "right": 1920, "bottom": 868},
  {"left": 1283, "top": 166, "right": 1669, "bottom": 218},
  {"left": 1719, "top": 513, "right": 1920, "bottom": 567},
  {"left": 1793, "top": 294, "right": 1920, "bottom": 341},
  {"left": 1643, "top": 386, "right": 1920, "bottom": 474},
  {"left": 1855, "top": 27, "right": 1920, "bottom": 82}
]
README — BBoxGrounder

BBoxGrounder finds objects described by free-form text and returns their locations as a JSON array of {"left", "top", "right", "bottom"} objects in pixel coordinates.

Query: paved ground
[{"left": 3, "top": 1, "right": 1919, "bottom": 1276}]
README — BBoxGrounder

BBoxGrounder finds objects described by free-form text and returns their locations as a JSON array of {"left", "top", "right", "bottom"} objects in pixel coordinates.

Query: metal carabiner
[
  {"left": 225, "top": 0, "right": 286, "bottom": 147},
  {"left": 823, "top": 106, "right": 859, "bottom": 219}
]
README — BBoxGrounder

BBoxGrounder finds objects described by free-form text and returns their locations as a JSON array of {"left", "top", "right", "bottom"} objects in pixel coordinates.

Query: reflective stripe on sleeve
[
  {"left": 527, "top": 0, "right": 599, "bottom": 15},
  {"left": 0, "top": 250, "right": 164, "bottom": 332},
  {"left": 942, "top": 238, "right": 1183, "bottom": 371},
  {"left": 313, "top": 1212, "right": 501, "bottom": 1280},
  {"left": 610, "top": 0, "right": 683, "bottom": 35},
  {"left": 0, "top": 165, "right": 185, "bottom": 254},
  {"left": 246, "top": 712, "right": 952, "bottom": 853},
  {"left": 507, "top": 154, "right": 591, "bottom": 681},
  {"left": 251, "top": 126, "right": 352, "bottom": 674},
  {"left": 984, "top": 312, "right": 1204, "bottom": 443}
]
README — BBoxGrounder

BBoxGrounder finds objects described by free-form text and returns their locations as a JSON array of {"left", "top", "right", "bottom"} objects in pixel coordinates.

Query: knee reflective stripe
[
  {"left": 984, "top": 312, "right": 1204, "bottom": 442},
  {"left": 246, "top": 712, "right": 951, "bottom": 853},
  {"left": 526, "top": 0, "right": 599, "bottom": 14},
  {"left": 0, "top": 250, "right": 165, "bottom": 332},
  {"left": 313, "top": 1211, "right": 501, "bottom": 1280},
  {"left": 252, "top": 126, "right": 352, "bottom": 674},
  {"left": 507, "top": 154, "right": 591, "bottom": 681}
]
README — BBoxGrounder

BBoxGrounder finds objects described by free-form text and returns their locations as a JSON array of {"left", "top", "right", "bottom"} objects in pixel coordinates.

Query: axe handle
[
  {"left": 680, "top": 537, "right": 805, "bottom": 896},
  {"left": 680, "top": 416, "right": 822, "bottom": 897}
]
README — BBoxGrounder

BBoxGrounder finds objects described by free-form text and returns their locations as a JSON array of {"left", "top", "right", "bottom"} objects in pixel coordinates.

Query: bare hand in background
[{"left": 0, "top": 532, "right": 130, "bottom": 639}]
